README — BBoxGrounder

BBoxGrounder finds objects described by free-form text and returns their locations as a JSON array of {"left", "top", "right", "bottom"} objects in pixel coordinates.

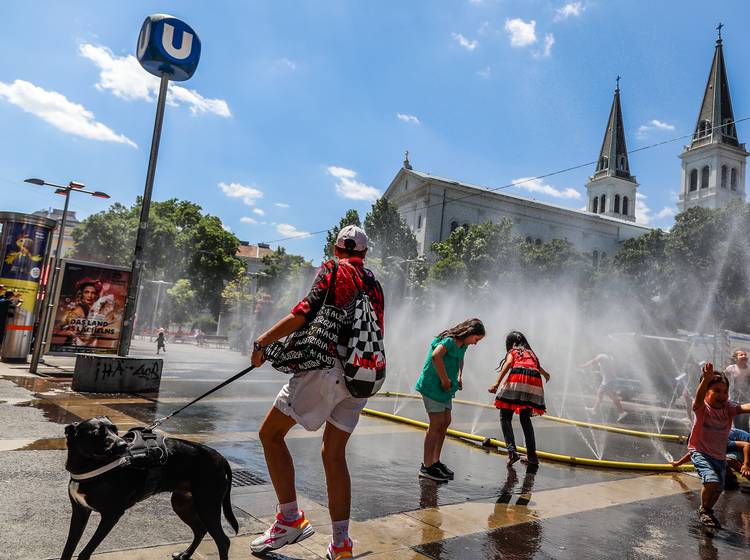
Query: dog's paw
[{"left": 172, "top": 552, "right": 192, "bottom": 560}]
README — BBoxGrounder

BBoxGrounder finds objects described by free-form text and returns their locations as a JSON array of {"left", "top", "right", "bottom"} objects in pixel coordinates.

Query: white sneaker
[{"left": 250, "top": 510, "right": 315, "bottom": 554}]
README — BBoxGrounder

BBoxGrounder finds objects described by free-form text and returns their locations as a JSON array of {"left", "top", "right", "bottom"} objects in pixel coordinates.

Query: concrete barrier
[{"left": 72, "top": 354, "right": 163, "bottom": 393}]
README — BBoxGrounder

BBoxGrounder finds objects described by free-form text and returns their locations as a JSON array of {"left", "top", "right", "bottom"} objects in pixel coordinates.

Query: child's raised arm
[
  {"left": 670, "top": 451, "right": 691, "bottom": 468},
  {"left": 739, "top": 402, "right": 750, "bottom": 413},
  {"left": 489, "top": 352, "right": 513, "bottom": 393},
  {"left": 693, "top": 363, "right": 717, "bottom": 411}
]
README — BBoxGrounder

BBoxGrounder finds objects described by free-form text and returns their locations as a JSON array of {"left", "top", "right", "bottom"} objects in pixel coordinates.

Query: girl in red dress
[{"left": 489, "top": 331, "right": 551, "bottom": 466}]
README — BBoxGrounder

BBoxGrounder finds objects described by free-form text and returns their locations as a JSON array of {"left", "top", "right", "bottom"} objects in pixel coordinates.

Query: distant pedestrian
[
  {"left": 580, "top": 352, "right": 628, "bottom": 422},
  {"left": 688, "top": 363, "right": 750, "bottom": 528},
  {"left": 416, "top": 318, "right": 485, "bottom": 482},
  {"left": 156, "top": 329, "right": 166, "bottom": 355},
  {"left": 489, "top": 331, "right": 551, "bottom": 466},
  {"left": 725, "top": 349, "right": 750, "bottom": 432}
]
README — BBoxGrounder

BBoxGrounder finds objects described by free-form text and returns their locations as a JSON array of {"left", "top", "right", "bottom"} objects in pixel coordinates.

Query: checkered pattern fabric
[{"left": 343, "top": 292, "right": 386, "bottom": 398}]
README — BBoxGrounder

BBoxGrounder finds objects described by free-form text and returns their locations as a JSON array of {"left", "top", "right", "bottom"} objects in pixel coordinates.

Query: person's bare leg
[
  {"left": 423, "top": 411, "right": 446, "bottom": 466},
  {"left": 258, "top": 407, "right": 298, "bottom": 505},
  {"left": 434, "top": 410, "right": 451, "bottom": 464},
  {"left": 607, "top": 389, "right": 625, "bottom": 414},
  {"left": 590, "top": 386, "right": 604, "bottom": 411},
  {"left": 321, "top": 422, "right": 353, "bottom": 522},
  {"left": 701, "top": 482, "right": 722, "bottom": 510}
]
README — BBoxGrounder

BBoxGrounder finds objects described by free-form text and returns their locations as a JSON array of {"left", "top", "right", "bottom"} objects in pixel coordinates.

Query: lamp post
[{"left": 25, "top": 178, "right": 110, "bottom": 374}]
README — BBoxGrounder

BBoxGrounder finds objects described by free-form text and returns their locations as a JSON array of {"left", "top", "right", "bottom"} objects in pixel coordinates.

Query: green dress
[{"left": 415, "top": 337, "right": 467, "bottom": 403}]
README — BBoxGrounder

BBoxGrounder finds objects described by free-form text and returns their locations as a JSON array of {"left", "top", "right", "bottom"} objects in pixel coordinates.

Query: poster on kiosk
[{"left": 47, "top": 260, "right": 131, "bottom": 355}]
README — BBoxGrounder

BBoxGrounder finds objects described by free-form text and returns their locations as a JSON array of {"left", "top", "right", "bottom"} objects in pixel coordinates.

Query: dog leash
[{"left": 146, "top": 365, "right": 256, "bottom": 430}]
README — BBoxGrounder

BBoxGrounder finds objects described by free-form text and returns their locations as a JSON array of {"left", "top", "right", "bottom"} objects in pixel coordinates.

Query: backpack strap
[{"left": 323, "top": 261, "right": 338, "bottom": 305}]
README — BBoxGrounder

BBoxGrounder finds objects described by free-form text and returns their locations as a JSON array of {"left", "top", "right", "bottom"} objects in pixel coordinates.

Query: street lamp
[{"left": 25, "top": 178, "right": 111, "bottom": 374}]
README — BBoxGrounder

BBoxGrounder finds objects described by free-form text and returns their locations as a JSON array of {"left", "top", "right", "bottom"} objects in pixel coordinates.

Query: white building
[{"left": 385, "top": 32, "right": 745, "bottom": 261}]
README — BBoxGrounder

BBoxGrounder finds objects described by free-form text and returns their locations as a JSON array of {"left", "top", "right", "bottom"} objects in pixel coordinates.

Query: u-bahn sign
[{"left": 136, "top": 14, "right": 201, "bottom": 81}]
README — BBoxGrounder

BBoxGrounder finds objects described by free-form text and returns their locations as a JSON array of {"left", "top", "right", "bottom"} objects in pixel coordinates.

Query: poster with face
[{"left": 48, "top": 260, "right": 130, "bottom": 354}]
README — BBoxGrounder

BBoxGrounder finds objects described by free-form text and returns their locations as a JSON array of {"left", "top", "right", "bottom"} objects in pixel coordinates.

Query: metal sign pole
[
  {"left": 29, "top": 189, "right": 71, "bottom": 373},
  {"left": 119, "top": 73, "right": 169, "bottom": 356}
]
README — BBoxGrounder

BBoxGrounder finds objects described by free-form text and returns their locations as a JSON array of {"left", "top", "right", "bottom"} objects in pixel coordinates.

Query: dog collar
[{"left": 69, "top": 457, "right": 130, "bottom": 480}]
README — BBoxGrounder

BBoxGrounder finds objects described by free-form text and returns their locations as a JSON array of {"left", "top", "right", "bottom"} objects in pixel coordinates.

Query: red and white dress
[{"left": 494, "top": 348, "right": 546, "bottom": 416}]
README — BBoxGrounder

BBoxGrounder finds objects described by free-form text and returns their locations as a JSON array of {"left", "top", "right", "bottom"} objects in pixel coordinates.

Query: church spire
[
  {"left": 690, "top": 24, "right": 739, "bottom": 148},
  {"left": 592, "top": 77, "right": 635, "bottom": 183}
]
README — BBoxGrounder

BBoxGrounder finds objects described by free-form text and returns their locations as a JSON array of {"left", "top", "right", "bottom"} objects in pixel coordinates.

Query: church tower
[
  {"left": 586, "top": 79, "right": 638, "bottom": 221},
  {"left": 678, "top": 27, "right": 747, "bottom": 212}
]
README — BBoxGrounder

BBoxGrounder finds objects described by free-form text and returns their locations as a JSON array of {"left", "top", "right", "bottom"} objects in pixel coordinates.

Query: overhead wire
[{"left": 259, "top": 116, "right": 750, "bottom": 245}]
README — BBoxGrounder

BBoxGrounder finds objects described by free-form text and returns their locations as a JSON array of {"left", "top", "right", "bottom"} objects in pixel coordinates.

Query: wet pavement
[{"left": 0, "top": 340, "right": 748, "bottom": 559}]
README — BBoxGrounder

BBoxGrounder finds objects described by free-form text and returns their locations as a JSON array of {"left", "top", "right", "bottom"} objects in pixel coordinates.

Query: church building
[{"left": 384, "top": 31, "right": 745, "bottom": 260}]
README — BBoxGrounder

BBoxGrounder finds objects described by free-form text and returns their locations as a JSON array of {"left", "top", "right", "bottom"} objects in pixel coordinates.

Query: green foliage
[
  {"left": 70, "top": 198, "right": 242, "bottom": 322},
  {"left": 166, "top": 279, "right": 197, "bottom": 325},
  {"left": 324, "top": 209, "right": 361, "bottom": 259},
  {"left": 364, "top": 198, "right": 418, "bottom": 261},
  {"left": 259, "top": 247, "right": 312, "bottom": 313}
]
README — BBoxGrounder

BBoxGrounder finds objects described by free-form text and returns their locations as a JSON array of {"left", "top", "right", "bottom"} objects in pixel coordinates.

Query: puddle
[{"left": 14, "top": 399, "right": 81, "bottom": 425}]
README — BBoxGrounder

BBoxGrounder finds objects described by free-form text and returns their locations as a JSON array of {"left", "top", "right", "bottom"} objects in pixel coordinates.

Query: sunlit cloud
[
  {"left": 327, "top": 166, "right": 381, "bottom": 201},
  {"left": 504, "top": 18, "right": 537, "bottom": 47},
  {"left": 511, "top": 177, "right": 581, "bottom": 199},
  {"left": 0, "top": 79, "right": 136, "bottom": 147},
  {"left": 397, "top": 113, "right": 421, "bottom": 125},
  {"left": 218, "top": 182, "right": 264, "bottom": 206},
  {"left": 452, "top": 32, "right": 478, "bottom": 51}
]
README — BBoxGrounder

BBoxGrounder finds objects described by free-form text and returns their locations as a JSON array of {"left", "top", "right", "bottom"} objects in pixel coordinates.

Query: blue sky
[{"left": 1, "top": 1, "right": 748, "bottom": 263}]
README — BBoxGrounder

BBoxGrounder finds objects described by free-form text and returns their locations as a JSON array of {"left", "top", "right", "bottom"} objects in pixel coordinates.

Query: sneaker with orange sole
[
  {"left": 250, "top": 509, "right": 315, "bottom": 554},
  {"left": 326, "top": 538, "right": 354, "bottom": 559}
]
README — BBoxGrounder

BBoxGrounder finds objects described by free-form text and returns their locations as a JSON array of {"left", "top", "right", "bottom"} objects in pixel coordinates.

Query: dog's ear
[{"left": 64, "top": 423, "right": 79, "bottom": 438}]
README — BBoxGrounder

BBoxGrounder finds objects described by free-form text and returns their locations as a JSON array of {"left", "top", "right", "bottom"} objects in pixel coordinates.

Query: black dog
[{"left": 61, "top": 417, "right": 239, "bottom": 560}]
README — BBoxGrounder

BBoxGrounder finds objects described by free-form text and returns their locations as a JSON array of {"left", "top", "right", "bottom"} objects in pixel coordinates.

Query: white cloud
[
  {"left": 554, "top": 2, "right": 585, "bottom": 22},
  {"left": 276, "top": 223, "right": 310, "bottom": 238},
  {"left": 452, "top": 33, "right": 478, "bottom": 51},
  {"left": 533, "top": 33, "right": 555, "bottom": 58},
  {"left": 656, "top": 207, "right": 676, "bottom": 220},
  {"left": 274, "top": 202, "right": 290, "bottom": 208},
  {"left": 253, "top": 208, "right": 266, "bottom": 216},
  {"left": 221, "top": 222, "right": 232, "bottom": 232},
  {"left": 635, "top": 192, "right": 652, "bottom": 225},
  {"left": 277, "top": 58, "right": 297, "bottom": 70},
  {"left": 79, "top": 44, "right": 231, "bottom": 117},
  {"left": 327, "top": 166, "right": 382, "bottom": 201},
  {"left": 504, "top": 18, "right": 537, "bottom": 47},
  {"left": 397, "top": 113, "right": 421, "bottom": 125},
  {"left": 240, "top": 216, "right": 259, "bottom": 225},
  {"left": 637, "top": 119, "right": 676, "bottom": 138},
  {"left": 218, "top": 182, "right": 264, "bottom": 206},
  {"left": 0, "top": 79, "right": 136, "bottom": 147},
  {"left": 477, "top": 66, "right": 492, "bottom": 79},
  {"left": 511, "top": 177, "right": 581, "bottom": 199}
]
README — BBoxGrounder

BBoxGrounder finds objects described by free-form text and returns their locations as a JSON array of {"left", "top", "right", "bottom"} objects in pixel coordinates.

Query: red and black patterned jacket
[{"left": 291, "top": 258, "right": 384, "bottom": 336}]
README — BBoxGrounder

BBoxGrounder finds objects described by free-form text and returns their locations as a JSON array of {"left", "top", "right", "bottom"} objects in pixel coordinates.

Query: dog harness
[{"left": 69, "top": 428, "right": 169, "bottom": 481}]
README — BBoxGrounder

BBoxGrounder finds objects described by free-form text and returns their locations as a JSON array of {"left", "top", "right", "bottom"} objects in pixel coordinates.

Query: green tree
[
  {"left": 521, "top": 238, "right": 593, "bottom": 281},
  {"left": 166, "top": 279, "right": 197, "bottom": 325},
  {"left": 363, "top": 198, "right": 418, "bottom": 261},
  {"left": 324, "top": 209, "right": 361, "bottom": 259}
]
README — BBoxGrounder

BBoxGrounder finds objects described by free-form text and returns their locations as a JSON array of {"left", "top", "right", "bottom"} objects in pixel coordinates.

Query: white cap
[{"left": 335, "top": 225, "right": 369, "bottom": 252}]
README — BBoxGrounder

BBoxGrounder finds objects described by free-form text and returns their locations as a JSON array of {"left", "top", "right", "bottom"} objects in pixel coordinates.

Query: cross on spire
[
  {"left": 717, "top": 22, "right": 723, "bottom": 41},
  {"left": 615, "top": 75, "right": 621, "bottom": 92}
]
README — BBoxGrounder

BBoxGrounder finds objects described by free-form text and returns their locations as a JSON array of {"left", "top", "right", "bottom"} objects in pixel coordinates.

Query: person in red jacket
[{"left": 249, "top": 225, "right": 383, "bottom": 560}]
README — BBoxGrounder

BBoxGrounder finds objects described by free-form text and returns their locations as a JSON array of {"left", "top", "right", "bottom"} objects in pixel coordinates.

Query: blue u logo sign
[{"left": 137, "top": 14, "right": 201, "bottom": 82}]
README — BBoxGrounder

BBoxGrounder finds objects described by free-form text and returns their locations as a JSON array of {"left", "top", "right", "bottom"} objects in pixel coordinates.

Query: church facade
[{"left": 384, "top": 32, "right": 745, "bottom": 260}]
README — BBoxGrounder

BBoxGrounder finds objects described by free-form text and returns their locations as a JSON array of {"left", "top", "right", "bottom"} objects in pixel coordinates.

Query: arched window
[
  {"left": 698, "top": 120, "right": 711, "bottom": 138},
  {"left": 723, "top": 118, "right": 736, "bottom": 138},
  {"left": 731, "top": 168, "right": 738, "bottom": 191},
  {"left": 614, "top": 194, "right": 621, "bottom": 213},
  {"left": 689, "top": 169, "right": 698, "bottom": 191},
  {"left": 622, "top": 196, "right": 629, "bottom": 216},
  {"left": 535, "top": 238, "right": 542, "bottom": 246},
  {"left": 450, "top": 221, "right": 458, "bottom": 233},
  {"left": 600, "top": 194, "right": 606, "bottom": 213},
  {"left": 617, "top": 155, "right": 626, "bottom": 171},
  {"left": 592, "top": 197, "right": 598, "bottom": 213},
  {"left": 599, "top": 156, "right": 609, "bottom": 171},
  {"left": 525, "top": 236, "right": 532, "bottom": 244},
  {"left": 417, "top": 215, "right": 422, "bottom": 229},
  {"left": 701, "top": 165, "right": 709, "bottom": 189},
  {"left": 592, "top": 250, "right": 599, "bottom": 267},
  {"left": 721, "top": 165, "right": 728, "bottom": 188}
]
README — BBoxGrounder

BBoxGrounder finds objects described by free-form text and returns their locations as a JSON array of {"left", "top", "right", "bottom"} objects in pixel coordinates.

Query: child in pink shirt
[{"left": 689, "top": 363, "right": 750, "bottom": 528}]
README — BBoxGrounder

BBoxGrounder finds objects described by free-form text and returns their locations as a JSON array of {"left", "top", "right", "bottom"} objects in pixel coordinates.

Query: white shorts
[{"left": 273, "top": 364, "right": 367, "bottom": 433}]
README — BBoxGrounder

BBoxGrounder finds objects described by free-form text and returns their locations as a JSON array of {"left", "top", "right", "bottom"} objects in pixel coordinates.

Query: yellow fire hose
[
  {"left": 379, "top": 391, "right": 688, "bottom": 443},
  {"left": 361, "top": 407, "right": 693, "bottom": 472}
]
